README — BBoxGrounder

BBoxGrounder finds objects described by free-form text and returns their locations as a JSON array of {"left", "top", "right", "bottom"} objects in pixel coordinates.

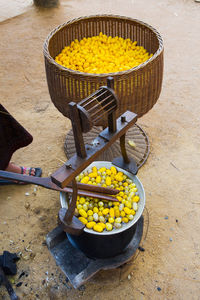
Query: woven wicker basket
[{"left": 43, "top": 15, "right": 164, "bottom": 121}]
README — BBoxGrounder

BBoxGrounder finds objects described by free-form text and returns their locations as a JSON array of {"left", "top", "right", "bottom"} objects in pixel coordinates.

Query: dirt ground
[{"left": 0, "top": 0, "right": 200, "bottom": 299}]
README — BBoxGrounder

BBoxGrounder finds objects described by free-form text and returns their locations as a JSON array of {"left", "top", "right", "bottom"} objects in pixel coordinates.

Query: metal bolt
[
  {"left": 121, "top": 116, "right": 126, "bottom": 122},
  {"left": 65, "top": 163, "right": 72, "bottom": 168}
]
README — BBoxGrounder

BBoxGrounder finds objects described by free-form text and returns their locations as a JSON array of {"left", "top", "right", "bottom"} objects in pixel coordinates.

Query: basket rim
[{"left": 43, "top": 14, "right": 164, "bottom": 77}]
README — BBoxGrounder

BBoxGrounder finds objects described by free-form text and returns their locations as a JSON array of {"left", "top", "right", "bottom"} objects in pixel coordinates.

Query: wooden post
[
  {"left": 107, "top": 76, "right": 117, "bottom": 133},
  {"left": 69, "top": 102, "right": 87, "bottom": 158}
]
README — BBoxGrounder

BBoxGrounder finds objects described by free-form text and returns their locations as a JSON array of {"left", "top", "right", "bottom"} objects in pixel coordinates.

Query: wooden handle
[
  {"left": 64, "top": 179, "right": 77, "bottom": 224},
  {"left": 0, "top": 171, "right": 118, "bottom": 202},
  {"left": 0, "top": 171, "right": 49, "bottom": 186},
  {"left": 74, "top": 189, "right": 118, "bottom": 202},
  {"left": 67, "top": 182, "right": 119, "bottom": 195}
]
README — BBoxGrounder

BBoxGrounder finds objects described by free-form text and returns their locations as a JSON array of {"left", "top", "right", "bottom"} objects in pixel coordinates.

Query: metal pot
[{"left": 60, "top": 161, "right": 145, "bottom": 258}]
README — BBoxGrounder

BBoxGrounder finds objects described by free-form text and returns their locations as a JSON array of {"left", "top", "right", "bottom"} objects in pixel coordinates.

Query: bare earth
[{"left": 0, "top": 0, "right": 200, "bottom": 299}]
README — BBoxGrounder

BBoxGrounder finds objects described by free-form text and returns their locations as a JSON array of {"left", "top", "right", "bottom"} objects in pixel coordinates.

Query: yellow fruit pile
[
  {"left": 55, "top": 32, "right": 153, "bottom": 74},
  {"left": 75, "top": 165, "right": 140, "bottom": 233}
]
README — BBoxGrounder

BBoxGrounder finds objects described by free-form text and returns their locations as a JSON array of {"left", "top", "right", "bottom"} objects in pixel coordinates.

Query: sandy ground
[
  {"left": 0, "top": 0, "right": 33, "bottom": 22},
  {"left": 0, "top": 0, "right": 200, "bottom": 299}
]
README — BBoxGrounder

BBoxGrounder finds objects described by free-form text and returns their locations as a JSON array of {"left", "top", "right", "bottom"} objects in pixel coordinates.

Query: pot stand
[{"left": 46, "top": 216, "right": 143, "bottom": 289}]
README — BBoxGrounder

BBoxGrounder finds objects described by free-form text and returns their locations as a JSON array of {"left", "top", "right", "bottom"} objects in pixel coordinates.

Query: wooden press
[{"left": 51, "top": 77, "right": 138, "bottom": 235}]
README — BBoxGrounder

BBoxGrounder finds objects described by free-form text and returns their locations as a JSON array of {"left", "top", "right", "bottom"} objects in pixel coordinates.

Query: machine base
[
  {"left": 64, "top": 124, "right": 149, "bottom": 169},
  {"left": 46, "top": 216, "right": 143, "bottom": 289}
]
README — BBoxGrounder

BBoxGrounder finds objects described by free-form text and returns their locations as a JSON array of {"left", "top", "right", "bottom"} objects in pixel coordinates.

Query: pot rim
[{"left": 60, "top": 161, "right": 145, "bottom": 236}]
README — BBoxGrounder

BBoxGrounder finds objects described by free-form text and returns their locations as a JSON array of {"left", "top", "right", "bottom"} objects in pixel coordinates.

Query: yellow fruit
[
  {"left": 87, "top": 210, "right": 93, "bottom": 216},
  {"left": 99, "top": 167, "right": 106, "bottom": 173},
  {"left": 102, "top": 208, "right": 109, "bottom": 215},
  {"left": 81, "top": 176, "right": 89, "bottom": 184},
  {"left": 109, "top": 208, "right": 115, "bottom": 218},
  {"left": 115, "top": 209, "right": 120, "bottom": 218},
  {"left": 116, "top": 196, "right": 122, "bottom": 202},
  {"left": 76, "top": 165, "right": 140, "bottom": 233},
  {"left": 106, "top": 169, "right": 111, "bottom": 175},
  {"left": 128, "top": 140, "right": 136, "bottom": 148},
  {"left": 106, "top": 223, "right": 113, "bottom": 231},
  {"left": 96, "top": 175, "right": 102, "bottom": 183},
  {"left": 115, "top": 174, "right": 123, "bottom": 182},
  {"left": 79, "top": 209, "right": 87, "bottom": 218},
  {"left": 78, "top": 217, "right": 88, "bottom": 225},
  {"left": 97, "top": 222, "right": 106, "bottom": 229},
  {"left": 93, "top": 224, "right": 103, "bottom": 232},
  {"left": 115, "top": 217, "right": 122, "bottom": 223},
  {"left": 121, "top": 211, "right": 126, "bottom": 217},
  {"left": 108, "top": 217, "right": 114, "bottom": 224},
  {"left": 92, "top": 166, "right": 98, "bottom": 173},
  {"left": 88, "top": 216, "right": 94, "bottom": 222},
  {"left": 122, "top": 217, "right": 129, "bottom": 223},
  {"left": 88, "top": 172, "right": 97, "bottom": 178},
  {"left": 133, "top": 196, "right": 140, "bottom": 202},
  {"left": 93, "top": 207, "right": 99, "bottom": 213},
  {"left": 130, "top": 209, "right": 136, "bottom": 215},
  {"left": 79, "top": 197, "right": 86, "bottom": 204},
  {"left": 105, "top": 176, "right": 111, "bottom": 186},
  {"left": 124, "top": 207, "right": 131, "bottom": 215},
  {"left": 110, "top": 166, "right": 117, "bottom": 175},
  {"left": 86, "top": 221, "right": 96, "bottom": 229},
  {"left": 55, "top": 33, "right": 152, "bottom": 74}
]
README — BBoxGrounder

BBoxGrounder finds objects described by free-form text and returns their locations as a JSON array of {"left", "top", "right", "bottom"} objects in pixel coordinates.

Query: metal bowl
[{"left": 60, "top": 161, "right": 145, "bottom": 258}]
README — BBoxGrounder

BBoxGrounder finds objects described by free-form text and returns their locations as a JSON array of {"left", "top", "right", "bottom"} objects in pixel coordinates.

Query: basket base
[
  {"left": 64, "top": 124, "right": 149, "bottom": 169},
  {"left": 34, "top": 0, "right": 59, "bottom": 7}
]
